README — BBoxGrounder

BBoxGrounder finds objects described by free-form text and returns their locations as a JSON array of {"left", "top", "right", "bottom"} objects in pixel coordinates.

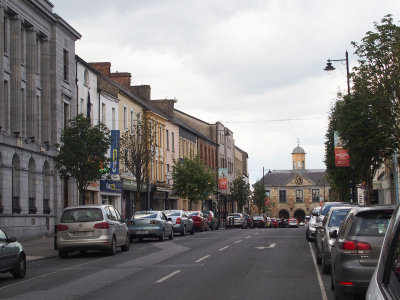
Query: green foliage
[
  {"left": 120, "top": 116, "right": 157, "bottom": 207},
  {"left": 230, "top": 175, "right": 251, "bottom": 212},
  {"left": 252, "top": 180, "right": 265, "bottom": 214},
  {"left": 325, "top": 15, "right": 400, "bottom": 204},
  {"left": 172, "top": 156, "right": 216, "bottom": 208},
  {"left": 55, "top": 114, "right": 111, "bottom": 203}
]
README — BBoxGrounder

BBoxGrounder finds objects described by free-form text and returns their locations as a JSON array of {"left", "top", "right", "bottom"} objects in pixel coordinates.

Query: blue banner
[
  {"left": 110, "top": 130, "right": 120, "bottom": 175},
  {"left": 100, "top": 180, "right": 123, "bottom": 193}
]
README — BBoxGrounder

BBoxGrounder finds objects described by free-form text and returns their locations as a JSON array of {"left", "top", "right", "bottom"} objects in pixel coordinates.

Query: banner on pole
[{"left": 334, "top": 131, "right": 350, "bottom": 167}]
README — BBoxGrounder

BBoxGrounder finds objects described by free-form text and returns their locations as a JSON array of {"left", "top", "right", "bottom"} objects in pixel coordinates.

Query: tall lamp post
[
  {"left": 324, "top": 50, "right": 356, "bottom": 202},
  {"left": 216, "top": 127, "right": 230, "bottom": 224}
]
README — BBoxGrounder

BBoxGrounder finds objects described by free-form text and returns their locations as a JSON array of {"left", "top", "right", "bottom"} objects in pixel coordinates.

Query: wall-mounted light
[
  {"left": 14, "top": 131, "right": 20, "bottom": 138},
  {"left": 43, "top": 141, "right": 50, "bottom": 151}
]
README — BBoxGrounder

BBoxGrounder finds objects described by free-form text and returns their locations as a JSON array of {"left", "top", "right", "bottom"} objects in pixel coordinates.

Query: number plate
[
  {"left": 72, "top": 231, "right": 91, "bottom": 237},
  {"left": 136, "top": 230, "right": 148, "bottom": 234}
]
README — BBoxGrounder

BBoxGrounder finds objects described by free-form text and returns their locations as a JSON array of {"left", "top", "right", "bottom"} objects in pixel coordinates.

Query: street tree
[
  {"left": 120, "top": 116, "right": 157, "bottom": 213},
  {"left": 172, "top": 155, "right": 216, "bottom": 210},
  {"left": 230, "top": 175, "right": 251, "bottom": 212},
  {"left": 325, "top": 15, "right": 400, "bottom": 204},
  {"left": 252, "top": 181, "right": 265, "bottom": 215},
  {"left": 55, "top": 114, "right": 110, "bottom": 204}
]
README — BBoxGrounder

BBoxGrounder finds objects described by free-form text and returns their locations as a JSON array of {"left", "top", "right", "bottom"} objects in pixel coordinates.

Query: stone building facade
[
  {"left": 0, "top": 0, "right": 80, "bottom": 239},
  {"left": 263, "top": 145, "right": 331, "bottom": 222}
]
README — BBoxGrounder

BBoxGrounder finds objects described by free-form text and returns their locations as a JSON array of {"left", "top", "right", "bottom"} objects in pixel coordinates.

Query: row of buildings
[{"left": 0, "top": 0, "right": 248, "bottom": 239}]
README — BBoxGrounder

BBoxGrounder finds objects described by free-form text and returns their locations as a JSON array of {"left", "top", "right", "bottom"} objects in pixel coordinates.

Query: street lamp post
[
  {"left": 324, "top": 50, "right": 356, "bottom": 202},
  {"left": 216, "top": 126, "right": 230, "bottom": 225}
]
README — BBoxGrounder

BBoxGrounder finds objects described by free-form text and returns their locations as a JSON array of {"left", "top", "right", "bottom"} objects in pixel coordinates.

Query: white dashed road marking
[
  {"left": 235, "top": 240, "right": 242, "bottom": 244},
  {"left": 195, "top": 255, "right": 210, "bottom": 263},
  {"left": 218, "top": 246, "right": 230, "bottom": 251},
  {"left": 156, "top": 270, "right": 182, "bottom": 283}
]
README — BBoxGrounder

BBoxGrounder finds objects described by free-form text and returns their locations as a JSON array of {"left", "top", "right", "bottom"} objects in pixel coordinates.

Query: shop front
[{"left": 100, "top": 179, "right": 123, "bottom": 214}]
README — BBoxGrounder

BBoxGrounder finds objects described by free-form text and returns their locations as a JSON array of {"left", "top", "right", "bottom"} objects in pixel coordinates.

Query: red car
[
  {"left": 187, "top": 211, "right": 208, "bottom": 232},
  {"left": 271, "top": 218, "right": 278, "bottom": 228}
]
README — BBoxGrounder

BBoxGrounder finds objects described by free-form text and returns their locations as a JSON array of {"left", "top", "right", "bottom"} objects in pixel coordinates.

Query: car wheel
[
  {"left": 139, "top": 237, "right": 144, "bottom": 242},
  {"left": 109, "top": 236, "right": 117, "bottom": 256},
  {"left": 181, "top": 226, "right": 186, "bottom": 236},
  {"left": 159, "top": 230, "right": 165, "bottom": 241},
  {"left": 321, "top": 253, "right": 330, "bottom": 274},
  {"left": 129, "top": 235, "right": 135, "bottom": 243},
  {"left": 335, "top": 286, "right": 353, "bottom": 300},
  {"left": 201, "top": 224, "right": 204, "bottom": 232},
  {"left": 121, "top": 234, "right": 130, "bottom": 251},
  {"left": 316, "top": 245, "right": 322, "bottom": 265},
  {"left": 79, "top": 250, "right": 87, "bottom": 256},
  {"left": 331, "top": 272, "right": 335, "bottom": 290},
  {"left": 59, "top": 251, "right": 68, "bottom": 258},
  {"left": 12, "top": 254, "right": 26, "bottom": 279},
  {"left": 169, "top": 229, "right": 174, "bottom": 240},
  {"left": 190, "top": 225, "right": 195, "bottom": 235}
]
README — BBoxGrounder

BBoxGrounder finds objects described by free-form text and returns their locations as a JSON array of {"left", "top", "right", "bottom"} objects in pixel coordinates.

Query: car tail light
[
  {"left": 57, "top": 224, "right": 69, "bottom": 231},
  {"left": 150, "top": 220, "right": 160, "bottom": 224},
  {"left": 339, "top": 240, "right": 371, "bottom": 254},
  {"left": 176, "top": 217, "right": 181, "bottom": 224},
  {"left": 94, "top": 222, "right": 110, "bottom": 229},
  {"left": 339, "top": 282, "right": 353, "bottom": 286}
]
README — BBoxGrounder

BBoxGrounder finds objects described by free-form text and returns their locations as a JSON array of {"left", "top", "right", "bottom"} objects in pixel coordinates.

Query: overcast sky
[{"left": 51, "top": 0, "right": 399, "bottom": 185}]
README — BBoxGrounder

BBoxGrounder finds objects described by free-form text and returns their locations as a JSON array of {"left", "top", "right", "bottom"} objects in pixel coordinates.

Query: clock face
[{"left": 295, "top": 176, "right": 303, "bottom": 185}]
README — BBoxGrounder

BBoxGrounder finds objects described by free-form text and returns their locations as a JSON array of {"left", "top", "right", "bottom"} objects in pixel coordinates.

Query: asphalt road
[{"left": 0, "top": 226, "right": 337, "bottom": 300}]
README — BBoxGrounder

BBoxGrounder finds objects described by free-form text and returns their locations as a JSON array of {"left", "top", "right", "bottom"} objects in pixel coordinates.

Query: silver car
[
  {"left": 226, "top": 213, "right": 246, "bottom": 229},
  {"left": 0, "top": 228, "right": 26, "bottom": 278},
  {"left": 314, "top": 206, "right": 351, "bottom": 274},
  {"left": 331, "top": 205, "right": 395, "bottom": 300},
  {"left": 164, "top": 210, "right": 195, "bottom": 236},
  {"left": 56, "top": 205, "right": 130, "bottom": 258},
  {"left": 306, "top": 206, "right": 321, "bottom": 241},
  {"left": 366, "top": 202, "right": 400, "bottom": 300},
  {"left": 128, "top": 211, "right": 173, "bottom": 242}
]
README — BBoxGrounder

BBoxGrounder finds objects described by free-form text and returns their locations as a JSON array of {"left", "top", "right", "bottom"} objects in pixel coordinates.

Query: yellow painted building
[{"left": 262, "top": 145, "right": 331, "bottom": 222}]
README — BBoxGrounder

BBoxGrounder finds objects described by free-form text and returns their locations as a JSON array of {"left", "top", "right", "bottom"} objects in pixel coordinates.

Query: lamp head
[{"left": 324, "top": 60, "right": 335, "bottom": 72}]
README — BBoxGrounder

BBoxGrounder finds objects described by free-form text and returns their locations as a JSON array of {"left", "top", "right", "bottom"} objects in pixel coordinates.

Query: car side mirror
[
  {"left": 7, "top": 237, "right": 17, "bottom": 243},
  {"left": 329, "top": 230, "right": 338, "bottom": 239}
]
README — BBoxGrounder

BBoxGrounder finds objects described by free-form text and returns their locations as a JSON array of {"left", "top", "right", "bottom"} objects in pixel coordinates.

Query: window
[
  {"left": 21, "top": 27, "right": 25, "bottom": 65},
  {"left": 296, "top": 190, "right": 303, "bottom": 203},
  {"left": 3, "top": 16, "right": 8, "bottom": 54},
  {"left": 63, "top": 49, "right": 69, "bottom": 81},
  {"left": 302, "top": 161, "right": 305, "bottom": 169},
  {"left": 130, "top": 110, "right": 134, "bottom": 129},
  {"left": 172, "top": 132, "right": 175, "bottom": 152},
  {"left": 123, "top": 107, "right": 127, "bottom": 131},
  {"left": 112, "top": 108, "right": 115, "bottom": 130},
  {"left": 312, "top": 189, "right": 320, "bottom": 202},
  {"left": 279, "top": 190, "right": 286, "bottom": 203},
  {"left": 102, "top": 103, "right": 106, "bottom": 124},
  {"left": 84, "top": 69, "right": 89, "bottom": 86},
  {"left": 166, "top": 130, "right": 169, "bottom": 150}
]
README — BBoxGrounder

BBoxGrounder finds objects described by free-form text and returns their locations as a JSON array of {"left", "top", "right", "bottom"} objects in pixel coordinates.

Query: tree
[
  {"left": 230, "top": 175, "right": 251, "bottom": 212},
  {"left": 120, "top": 115, "right": 157, "bottom": 213},
  {"left": 172, "top": 155, "right": 216, "bottom": 210},
  {"left": 326, "top": 15, "right": 400, "bottom": 204},
  {"left": 252, "top": 181, "right": 265, "bottom": 215},
  {"left": 55, "top": 114, "right": 111, "bottom": 204}
]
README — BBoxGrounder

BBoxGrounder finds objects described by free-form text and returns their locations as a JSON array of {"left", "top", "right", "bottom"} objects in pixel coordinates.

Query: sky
[{"left": 51, "top": 0, "right": 400, "bottom": 185}]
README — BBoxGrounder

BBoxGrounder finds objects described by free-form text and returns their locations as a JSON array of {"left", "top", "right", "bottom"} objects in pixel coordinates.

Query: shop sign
[{"left": 100, "top": 180, "right": 122, "bottom": 193}]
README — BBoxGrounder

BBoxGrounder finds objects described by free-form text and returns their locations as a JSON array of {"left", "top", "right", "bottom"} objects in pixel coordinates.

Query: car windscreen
[
  {"left": 61, "top": 208, "right": 103, "bottom": 223},
  {"left": 253, "top": 217, "right": 263, "bottom": 220},
  {"left": 328, "top": 209, "right": 350, "bottom": 227},
  {"left": 202, "top": 212, "right": 210, "bottom": 216},
  {"left": 228, "top": 214, "right": 241, "bottom": 218},
  {"left": 322, "top": 204, "right": 349, "bottom": 216},
  {"left": 350, "top": 210, "right": 393, "bottom": 236},
  {"left": 189, "top": 212, "right": 199, "bottom": 216},
  {"left": 135, "top": 213, "right": 158, "bottom": 219},
  {"left": 165, "top": 212, "right": 180, "bottom": 217}
]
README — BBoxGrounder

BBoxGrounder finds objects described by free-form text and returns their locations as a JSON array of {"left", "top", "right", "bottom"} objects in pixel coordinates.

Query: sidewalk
[{"left": 21, "top": 236, "right": 58, "bottom": 262}]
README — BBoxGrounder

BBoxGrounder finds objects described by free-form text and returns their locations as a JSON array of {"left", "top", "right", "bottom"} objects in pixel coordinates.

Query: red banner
[
  {"left": 335, "top": 148, "right": 350, "bottom": 167},
  {"left": 218, "top": 177, "right": 227, "bottom": 190}
]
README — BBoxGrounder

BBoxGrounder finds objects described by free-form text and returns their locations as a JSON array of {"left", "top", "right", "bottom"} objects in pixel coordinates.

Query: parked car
[
  {"left": 203, "top": 211, "right": 219, "bottom": 230},
  {"left": 252, "top": 216, "right": 266, "bottom": 228},
  {"left": 266, "top": 217, "right": 272, "bottom": 228},
  {"left": 164, "top": 210, "right": 195, "bottom": 236},
  {"left": 243, "top": 214, "right": 253, "bottom": 229},
  {"left": 56, "top": 205, "right": 130, "bottom": 258},
  {"left": 278, "top": 218, "right": 288, "bottom": 228},
  {"left": 306, "top": 207, "right": 321, "bottom": 242},
  {"left": 366, "top": 203, "right": 400, "bottom": 300},
  {"left": 331, "top": 205, "right": 395, "bottom": 300},
  {"left": 187, "top": 211, "right": 208, "bottom": 232},
  {"left": 226, "top": 213, "right": 246, "bottom": 229},
  {"left": 314, "top": 206, "right": 351, "bottom": 273},
  {"left": 271, "top": 218, "right": 278, "bottom": 228},
  {"left": 318, "top": 201, "right": 356, "bottom": 223},
  {"left": 288, "top": 218, "right": 299, "bottom": 228},
  {"left": 0, "top": 228, "right": 26, "bottom": 278},
  {"left": 127, "top": 211, "right": 173, "bottom": 241}
]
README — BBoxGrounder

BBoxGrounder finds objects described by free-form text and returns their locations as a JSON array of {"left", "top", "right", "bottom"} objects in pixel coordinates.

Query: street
[{"left": 0, "top": 227, "right": 336, "bottom": 300}]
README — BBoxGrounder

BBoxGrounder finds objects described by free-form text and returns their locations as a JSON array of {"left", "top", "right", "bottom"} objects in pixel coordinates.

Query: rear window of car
[
  {"left": 189, "top": 212, "right": 199, "bottom": 216},
  {"left": 135, "top": 213, "right": 158, "bottom": 219},
  {"left": 61, "top": 208, "right": 103, "bottom": 223},
  {"left": 228, "top": 214, "right": 241, "bottom": 218},
  {"left": 328, "top": 209, "right": 350, "bottom": 227},
  {"left": 165, "top": 212, "right": 180, "bottom": 217},
  {"left": 253, "top": 217, "right": 263, "bottom": 220},
  {"left": 202, "top": 212, "right": 210, "bottom": 216},
  {"left": 350, "top": 210, "right": 393, "bottom": 236}
]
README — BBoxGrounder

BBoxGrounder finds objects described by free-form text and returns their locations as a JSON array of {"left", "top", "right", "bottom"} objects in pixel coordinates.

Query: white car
[{"left": 226, "top": 213, "right": 246, "bottom": 229}]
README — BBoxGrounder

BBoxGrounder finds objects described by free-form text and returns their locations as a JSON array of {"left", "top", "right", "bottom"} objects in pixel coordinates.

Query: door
[{"left": 0, "top": 229, "right": 18, "bottom": 271}]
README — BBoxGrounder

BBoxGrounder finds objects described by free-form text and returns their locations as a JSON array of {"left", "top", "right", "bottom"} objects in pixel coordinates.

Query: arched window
[
  {"left": 12, "top": 154, "right": 21, "bottom": 214},
  {"left": 28, "top": 158, "right": 37, "bottom": 214},
  {"left": 84, "top": 69, "right": 89, "bottom": 86},
  {"left": 43, "top": 161, "right": 51, "bottom": 214}
]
